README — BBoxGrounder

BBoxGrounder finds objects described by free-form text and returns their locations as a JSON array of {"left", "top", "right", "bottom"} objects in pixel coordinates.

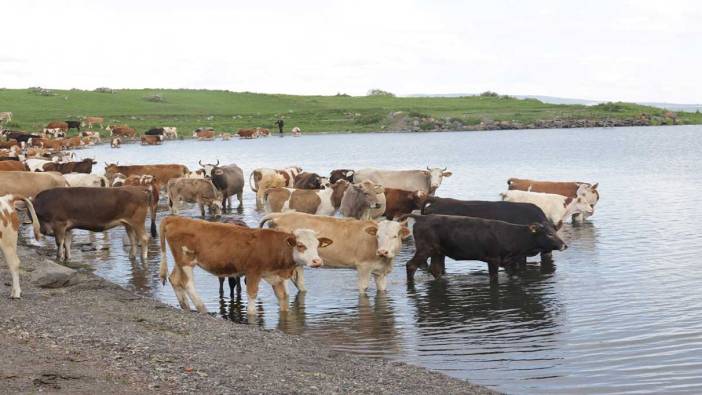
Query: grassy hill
[{"left": 0, "top": 88, "right": 699, "bottom": 135}]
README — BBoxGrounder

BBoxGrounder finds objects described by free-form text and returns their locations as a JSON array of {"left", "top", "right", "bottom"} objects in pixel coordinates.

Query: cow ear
[
  {"left": 442, "top": 171, "right": 452, "bottom": 177},
  {"left": 364, "top": 226, "right": 378, "bottom": 236},
  {"left": 318, "top": 237, "right": 333, "bottom": 248},
  {"left": 591, "top": 183, "right": 599, "bottom": 190},
  {"left": 400, "top": 226, "right": 411, "bottom": 239},
  {"left": 528, "top": 224, "right": 542, "bottom": 233},
  {"left": 286, "top": 236, "right": 297, "bottom": 247}
]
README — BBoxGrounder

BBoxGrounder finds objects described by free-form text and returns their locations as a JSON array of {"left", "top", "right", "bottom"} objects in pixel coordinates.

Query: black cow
[
  {"left": 422, "top": 196, "right": 558, "bottom": 265},
  {"left": 329, "top": 169, "right": 355, "bottom": 184},
  {"left": 42, "top": 158, "right": 97, "bottom": 174},
  {"left": 293, "top": 172, "right": 325, "bottom": 189},
  {"left": 404, "top": 214, "right": 566, "bottom": 281},
  {"left": 65, "top": 121, "right": 81, "bottom": 131},
  {"left": 2, "top": 131, "right": 39, "bottom": 143},
  {"left": 198, "top": 160, "right": 244, "bottom": 211},
  {"left": 145, "top": 127, "right": 165, "bottom": 136}
]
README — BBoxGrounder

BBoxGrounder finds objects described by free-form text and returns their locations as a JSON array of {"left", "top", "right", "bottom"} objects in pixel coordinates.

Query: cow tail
[
  {"left": 248, "top": 171, "right": 258, "bottom": 192},
  {"left": 159, "top": 218, "right": 169, "bottom": 285},
  {"left": 145, "top": 186, "right": 157, "bottom": 238},
  {"left": 17, "top": 196, "right": 42, "bottom": 241}
]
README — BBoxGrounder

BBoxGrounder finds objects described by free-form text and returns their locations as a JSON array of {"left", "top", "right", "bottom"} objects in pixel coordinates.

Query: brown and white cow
[
  {"left": 0, "top": 171, "right": 68, "bottom": 198},
  {"left": 193, "top": 129, "right": 215, "bottom": 140},
  {"left": 255, "top": 173, "right": 287, "bottom": 210},
  {"left": 104, "top": 163, "right": 189, "bottom": 189},
  {"left": 264, "top": 180, "right": 349, "bottom": 216},
  {"left": 111, "top": 137, "right": 121, "bottom": 148},
  {"left": 141, "top": 135, "right": 163, "bottom": 145},
  {"left": 167, "top": 178, "right": 223, "bottom": 216},
  {"left": 507, "top": 177, "right": 600, "bottom": 221},
  {"left": 256, "top": 127, "right": 270, "bottom": 137},
  {"left": 383, "top": 188, "right": 427, "bottom": 220},
  {"left": 109, "top": 127, "right": 137, "bottom": 139},
  {"left": 0, "top": 160, "right": 27, "bottom": 172},
  {"left": 0, "top": 194, "right": 42, "bottom": 298},
  {"left": 249, "top": 166, "right": 302, "bottom": 193},
  {"left": 46, "top": 121, "right": 69, "bottom": 131},
  {"left": 42, "top": 158, "right": 97, "bottom": 174},
  {"left": 340, "top": 180, "right": 385, "bottom": 220},
  {"left": 500, "top": 190, "right": 594, "bottom": 229},
  {"left": 261, "top": 212, "right": 410, "bottom": 293},
  {"left": 159, "top": 216, "right": 332, "bottom": 314},
  {"left": 33, "top": 187, "right": 154, "bottom": 261},
  {"left": 237, "top": 128, "right": 258, "bottom": 139},
  {"left": 293, "top": 172, "right": 326, "bottom": 190},
  {"left": 353, "top": 167, "right": 452, "bottom": 195}
]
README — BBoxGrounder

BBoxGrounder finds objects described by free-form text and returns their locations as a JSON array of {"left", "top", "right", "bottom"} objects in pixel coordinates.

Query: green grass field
[{"left": 1, "top": 88, "right": 699, "bottom": 136}]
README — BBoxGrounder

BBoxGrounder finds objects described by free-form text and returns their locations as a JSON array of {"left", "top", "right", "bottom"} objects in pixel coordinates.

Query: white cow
[
  {"left": 261, "top": 212, "right": 410, "bottom": 293},
  {"left": 163, "top": 127, "right": 178, "bottom": 139},
  {"left": 500, "top": 190, "right": 593, "bottom": 228},
  {"left": 25, "top": 158, "right": 56, "bottom": 172},
  {"left": 64, "top": 173, "right": 109, "bottom": 187},
  {"left": 0, "top": 195, "right": 41, "bottom": 298},
  {"left": 0, "top": 112, "right": 12, "bottom": 123},
  {"left": 353, "top": 167, "right": 452, "bottom": 195}
]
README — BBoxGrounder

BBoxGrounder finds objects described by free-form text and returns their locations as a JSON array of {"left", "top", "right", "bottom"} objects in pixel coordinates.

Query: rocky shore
[{"left": 0, "top": 244, "right": 496, "bottom": 394}]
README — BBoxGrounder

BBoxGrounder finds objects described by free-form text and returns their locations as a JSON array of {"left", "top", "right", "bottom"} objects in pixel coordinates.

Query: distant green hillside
[{"left": 0, "top": 88, "right": 698, "bottom": 135}]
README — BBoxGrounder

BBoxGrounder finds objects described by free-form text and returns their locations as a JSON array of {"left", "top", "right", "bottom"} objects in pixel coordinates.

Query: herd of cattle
[{"left": 0, "top": 126, "right": 599, "bottom": 315}]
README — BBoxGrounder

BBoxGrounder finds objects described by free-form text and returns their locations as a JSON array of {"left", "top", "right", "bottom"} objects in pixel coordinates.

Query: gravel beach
[{"left": 0, "top": 244, "right": 496, "bottom": 394}]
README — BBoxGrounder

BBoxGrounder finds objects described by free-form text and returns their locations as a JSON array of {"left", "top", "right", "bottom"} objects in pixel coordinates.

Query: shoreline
[{"left": 1, "top": 243, "right": 496, "bottom": 394}]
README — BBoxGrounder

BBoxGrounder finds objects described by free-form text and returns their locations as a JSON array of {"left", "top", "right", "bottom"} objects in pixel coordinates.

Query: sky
[{"left": 2, "top": 0, "right": 700, "bottom": 103}]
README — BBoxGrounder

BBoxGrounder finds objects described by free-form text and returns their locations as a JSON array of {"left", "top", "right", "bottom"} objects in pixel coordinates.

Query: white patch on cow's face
[
  {"left": 570, "top": 197, "right": 593, "bottom": 215},
  {"left": 290, "top": 229, "right": 326, "bottom": 268},
  {"left": 576, "top": 184, "right": 599, "bottom": 207},
  {"left": 374, "top": 220, "right": 406, "bottom": 259}
]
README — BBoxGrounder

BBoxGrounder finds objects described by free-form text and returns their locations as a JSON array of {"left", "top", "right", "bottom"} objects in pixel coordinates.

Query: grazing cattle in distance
[
  {"left": 354, "top": 167, "right": 452, "bottom": 195},
  {"left": 198, "top": 161, "right": 245, "bottom": 211},
  {"left": 0, "top": 160, "right": 27, "bottom": 172},
  {"left": 105, "top": 124, "right": 128, "bottom": 131},
  {"left": 167, "top": 177, "right": 223, "bottom": 216},
  {"left": 330, "top": 169, "right": 355, "bottom": 184},
  {"left": 291, "top": 126, "right": 302, "bottom": 136},
  {"left": 261, "top": 212, "right": 409, "bottom": 293},
  {"left": 0, "top": 112, "right": 12, "bottom": 123},
  {"left": 3, "top": 131, "right": 40, "bottom": 144},
  {"left": 43, "top": 128, "right": 66, "bottom": 139},
  {"left": 507, "top": 177, "right": 600, "bottom": 221},
  {"left": 264, "top": 180, "right": 349, "bottom": 216},
  {"left": 340, "top": 180, "right": 385, "bottom": 220},
  {"left": 293, "top": 172, "right": 326, "bottom": 190},
  {"left": 109, "top": 127, "right": 137, "bottom": 139},
  {"left": 42, "top": 158, "right": 96, "bottom": 174},
  {"left": 256, "top": 127, "right": 270, "bottom": 137},
  {"left": 65, "top": 120, "right": 81, "bottom": 131},
  {"left": 193, "top": 129, "right": 215, "bottom": 140},
  {"left": 145, "top": 127, "right": 165, "bottom": 136},
  {"left": 159, "top": 216, "right": 332, "bottom": 314},
  {"left": 404, "top": 214, "right": 567, "bottom": 281},
  {"left": 237, "top": 128, "right": 258, "bottom": 139},
  {"left": 33, "top": 187, "right": 154, "bottom": 261},
  {"left": 47, "top": 121, "right": 69, "bottom": 131},
  {"left": 421, "top": 197, "right": 560, "bottom": 265},
  {"left": 0, "top": 171, "right": 68, "bottom": 198},
  {"left": 104, "top": 163, "right": 189, "bottom": 189},
  {"left": 0, "top": 194, "right": 42, "bottom": 298},
  {"left": 219, "top": 132, "right": 232, "bottom": 140},
  {"left": 141, "top": 135, "right": 163, "bottom": 145},
  {"left": 61, "top": 136, "right": 84, "bottom": 149},
  {"left": 383, "top": 188, "right": 427, "bottom": 220},
  {"left": 500, "top": 190, "right": 593, "bottom": 229},
  {"left": 111, "top": 137, "right": 121, "bottom": 148},
  {"left": 63, "top": 173, "right": 109, "bottom": 187},
  {"left": 163, "top": 127, "right": 177, "bottom": 139},
  {"left": 82, "top": 116, "right": 104, "bottom": 129}
]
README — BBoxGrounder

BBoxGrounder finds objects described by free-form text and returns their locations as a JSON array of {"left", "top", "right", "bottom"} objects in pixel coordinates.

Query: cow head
[
  {"left": 577, "top": 183, "right": 600, "bottom": 208},
  {"left": 330, "top": 179, "right": 350, "bottom": 208},
  {"left": 110, "top": 173, "right": 127, "bottom": 187},
  {"left": 329, "top": 169, "right": 355, "bottom": 184},
  {"left": 528, "top": 223, "right": 567, "bottom": 252},
  {"left": 424, "top": 167, "right": 452, "bottom": 193},
  {"left": 104, "top": 162, "right": 119, "bottom": 174},
  {"left": 198, "top": 159, "right": 220, "bottom": 177},
  {"left": 287, "top": 229, "right": 333, "bottom": 268},
  {"left": 365, "top": 220, "right": 411, "bottom": 259},
  {"left": 564, "top": 196, "right": 594, "bottom": 217},
  {"left": 341, "top": 181, "right": 384, "bottom": 219}
]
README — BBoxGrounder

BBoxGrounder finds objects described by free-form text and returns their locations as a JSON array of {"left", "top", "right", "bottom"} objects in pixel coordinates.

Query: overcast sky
[{"left": 2, "top": 0, "right": 700, "bottom": 103}]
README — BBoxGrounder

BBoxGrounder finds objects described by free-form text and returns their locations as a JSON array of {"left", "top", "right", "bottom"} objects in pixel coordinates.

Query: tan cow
[
  {"left": 167, "top": 178, "right": 223, "bottom": 216},
  {"left": 82, "top": 116, "right": 104, "bottom": 129},
  {"left": 159, "top": 216, "right": 332, "bottom": 314},
  {"left": 0, "top": 161, "right": 27, "bottom": 172},
  {"left": 0, "top": 194, "right": 42, "bottom": 298},
  {"left": 237, "top": 128, "right": 258, "bottom": 139},
  {"left": 104, "top": 163, "right": 189, "bottom": 189},
  {"left": 109, "top": 127, "right": 137, "bottom": 139},
  {"left": 46, "top": 121, "right": 69, "bottom": 131},
  {"left": 0, "top": 171, "right": 68, "bottom": 198},
  {"left": 255, "top": 173, "right": 286, "bottom": 210},
  {"left": 261, "top": 212, "right": 410, "bottom": 293},
  {"left": 61, "top": 136, "right": 84, "bottom": 149},
  {"left": 141, "top": 135, "right": 163, "bottom": 145},
  {"left": 507, "top": 177, "right": 600, "bottom": 221}
]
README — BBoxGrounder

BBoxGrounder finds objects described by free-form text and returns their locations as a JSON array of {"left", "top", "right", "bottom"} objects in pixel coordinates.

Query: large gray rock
[{"left": 32, "top": 261, "right": 77, "bottom": 288}]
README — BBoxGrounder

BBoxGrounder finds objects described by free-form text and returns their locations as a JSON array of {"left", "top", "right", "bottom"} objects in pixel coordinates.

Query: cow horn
[
  {"left": 442, "top": 167, "right": 447, "bottom": 172},
  {"left": 426, "top": 166, "right": 431, "bottom": 171},
  {"left": 215, "top": 159, "right": 219, "bottom": 166},
  {"left": 198, "top": 160, "right": 204, "bottom": 167}
]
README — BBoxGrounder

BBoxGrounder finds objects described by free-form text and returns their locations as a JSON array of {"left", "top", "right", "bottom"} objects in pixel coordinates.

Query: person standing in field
[{"left": 275, "top": 119, "right": 284, "bottom": 136}]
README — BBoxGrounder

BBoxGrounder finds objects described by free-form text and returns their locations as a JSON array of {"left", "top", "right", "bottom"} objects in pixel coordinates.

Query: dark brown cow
[
  {"left": 193, "top": 130, "right": 215, "bottom": 140},
  {"left": 383, "top": 188, "right": 427, "bottom": 220},
  {"left": 32, "top": 187, "right": 154, "bottom": 261},
  {"left": 158, "top": 216, "right": 332, "bottom": 314},
  {"left": 47, "top": 121, "right": 69, "bottom": 131},
  {"left": 65, "top": 120, "right": 81, "bottom": 131},
  {"left": 141, "top": 135, "right": 163, "bottom": 145},
  {"left": 237, "top": 128, "right": 258, "bottom": 139},
  {"left": 0, "top": 161, "right": 27, "bottom": 172},
  {"left": 329, "top": 169, "right": 355, "bottom": 184},
  {"left": 110, "top": 127, "right": 137, "bottom": 138},
  {"left": 104, "top": 163, "right": 189, "bottom": 189},
  {"left": 293, "top": 172, "right": 325, "bottom": 189},
  {"left": 42, "top": 158, "right": 97, "bottom": 174},
  {"left": 110, "top": 174, "right": 160, "bottom": 236}
]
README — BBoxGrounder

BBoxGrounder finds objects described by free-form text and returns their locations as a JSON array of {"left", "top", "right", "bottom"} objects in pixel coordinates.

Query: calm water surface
[{"left": 24, "top": 126, "right": 702, "bottom": 394}]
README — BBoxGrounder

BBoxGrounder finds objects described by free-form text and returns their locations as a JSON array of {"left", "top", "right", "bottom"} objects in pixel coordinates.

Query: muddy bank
[{"left": 0, "top": 244, "right": 495, "bottom": 394}]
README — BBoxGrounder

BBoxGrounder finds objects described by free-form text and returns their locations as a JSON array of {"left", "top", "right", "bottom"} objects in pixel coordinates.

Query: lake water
[{"left": 22, "top": 126, "right": 702, "bottom": 394}]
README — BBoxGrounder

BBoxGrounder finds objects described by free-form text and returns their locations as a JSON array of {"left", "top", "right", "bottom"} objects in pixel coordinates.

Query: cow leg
[
  {"left": 290, "top": 266, "right": 306, "bottom": 292},
  {"left": 199, "top": 202, "right": 205, "bottom": 217},
  {"left": 181, "top": 266, "right": 206, "bottom": 313},
  {"left": 271, "top": 281, "right": 289, "bottom": 312},
  {"left": 124, "top": 225, "right": 138, "bottom": 259},
  {"left": 487, "top": 259, "right": 500, "bottom": 280},
  {"left": 237, "top": 191, "right": 243, "bottom": 209},
  {"left": 64, "top": 230, "right": 73, "bottom": 261},
  {"left": 357, "top": 265, "right": 372, "bottom": 293},
  {"left": 406, "top": 252, "right": 429, "bottom": 282},
  {"left": 572, "top": 213, "right": 584, "bottom": 223},
  {"left": 54, "top": 226, "right": 67, "bottom": 261},
  {"left": 228, "top": 277, "right": 240, "bottom": 299},
  {"left": 541, "top": 251, "right": 554, "bottom": 264},
  {"left": 374, "top": 272, "right": 388, "bottom": 292},
  {"left": 1, "top": 245, "right": 21, "bottom": 298},
  {"left": 218, "top": 277, "right": 225, "bottom": 297},
  {"left": 169, "top": 265, "right": 190, "bottom": 310},
  {"left": 138, "top": 228, "right": 149, "bottom": 261},
  {"left": 429, "top": 255, "right": 446, "bottom": 279},
  {"left": 245, "top": 274, "right": 261, "bottom": 315}
]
